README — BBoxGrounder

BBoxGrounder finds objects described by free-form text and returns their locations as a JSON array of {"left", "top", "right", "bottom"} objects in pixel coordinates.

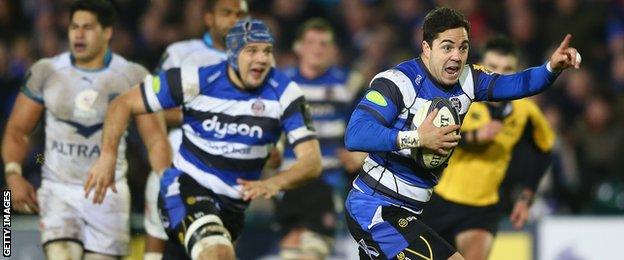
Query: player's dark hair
[
  {"left": 484, "top": 36, "right": 520, "bottom": 58},
  {"left": 422, "top": 7, "right": 470, "bottom": 46},
  {"left": 69, "top": 0, "right": 116, "bottom": 28},
  {"left": 205, "top": 0, "right": 246, "bottom": 12},
  {"left": 295, "top": 18, "right": 335, "bottom": 43},
  {"left": 205, "top": 0, "right": 218, "bottom": 12}
]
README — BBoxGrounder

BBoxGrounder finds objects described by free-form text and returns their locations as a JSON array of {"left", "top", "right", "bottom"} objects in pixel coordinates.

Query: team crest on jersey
[
  {"left": 414, "top": 74, "right": 422, "bottom": 86},
  {"left": 450, "top": 97, "right": 462, "bottom": 113},
  {"left": 472, "top": 64, "right": 493, "bottom": 75},
  {"left": 251, "top": 99, "right": 265, "bottom": 116},
  {"left": 73, "top": 89, "right": 99, "bottom": 119}
]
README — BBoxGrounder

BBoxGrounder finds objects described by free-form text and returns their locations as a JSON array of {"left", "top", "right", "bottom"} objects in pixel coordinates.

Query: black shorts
[
  {"left": 274, "top": 178, "right": 337, "bottom": 237},
  {"left": 345, "top": 188, "right": 456, "bottom": 259},
  {"left": 158, "top": 170, "right": 245, "bottom": 260},
  {"left": 420, "top": 192, "right": 501, "bottom": 246}
]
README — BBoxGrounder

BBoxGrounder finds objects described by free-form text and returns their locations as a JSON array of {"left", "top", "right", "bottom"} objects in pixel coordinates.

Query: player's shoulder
[
  {"left": 327, "top": 66, "right": 349, "bottom": 81},
  {"left": 282, "top": 66, "right": 298, "bottom": 79},
  {"left": 109, "top": 53, "right": 148, "bottom": 81},
  {"left": 269, "top": 67, "right": 298, "bottom": 95},
  {"left": 166, "top": 39, "right": 204, "bottom": 57},
  {"left": 32, "top": 52, "right": 71, "bottom": 72},
  {"left": 511, "top": 98, "right": 539, "bottom": 111},
  {"left": 469, "top": 63, "right": 493, "bottom": 74},
  {"left": 371, "top": 67, "right": 412, "bottom": 91}
]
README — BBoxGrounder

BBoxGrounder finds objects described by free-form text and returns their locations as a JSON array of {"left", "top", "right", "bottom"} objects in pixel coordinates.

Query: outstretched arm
[
  {"left": 135, "top": 112, "right": 172, "bottom": 174},
  {"left": 479, "top": 34, "right": 581, "bottom": 101},
  {"left": 84, "top": 85, "right": 153, "bottom": 203}
]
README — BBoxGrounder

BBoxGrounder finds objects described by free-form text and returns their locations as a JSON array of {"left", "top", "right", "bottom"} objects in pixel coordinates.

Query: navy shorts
[
  {"left": 345, "top": 188, "right": 456, "bottom": 259},
  {"left": 158, "top": 168, "right": 245, "bottom": 259}
]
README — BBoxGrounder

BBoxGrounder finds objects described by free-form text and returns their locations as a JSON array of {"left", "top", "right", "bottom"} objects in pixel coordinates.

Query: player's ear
[
  {"left": 204, "top": 12, "right": 214, "bottom": 28},
  {"left": 292, "top": 41, "right": 301, "bottom": 55},
  {"left": 103, "top": 27, "right": 113, "bottom": 41},
  {"left": 422, "top": 40, "right": 431, "bottom": 59}
]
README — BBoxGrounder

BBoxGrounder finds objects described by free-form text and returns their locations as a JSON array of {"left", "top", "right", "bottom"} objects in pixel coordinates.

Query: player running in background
[
  {"left": 343, "top": 7, "right": 580, "bottom": 260},
  {"left": 421, "top": 36, "right": 555, "bottom": 260},
  {"left": 276, "top": 18, "right": 367, "bottom": 259},
  {"left": 84, "top": 19, "right": 322, "bottom": 260},
  {"left": 2, "top": 0, "right": 170, "bottom": 259},
  {"left": 144, "top": 1, "right": 248, "bottom": 258}
]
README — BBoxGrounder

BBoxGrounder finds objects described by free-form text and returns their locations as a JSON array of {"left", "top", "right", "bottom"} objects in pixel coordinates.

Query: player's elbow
[
  {"left": 344, "top": 123, "right": 362, "bottom": 151},
  {"left": 307, "top": 153, "right": 322, "bottom": 179},
  {"left": 304, "top": 142, "right": 323, "bottom": 180}
]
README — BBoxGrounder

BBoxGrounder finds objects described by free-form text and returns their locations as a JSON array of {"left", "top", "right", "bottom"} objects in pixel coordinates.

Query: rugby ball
[{"left": 410, "top": 97, "right": 460, "bottom": 169}]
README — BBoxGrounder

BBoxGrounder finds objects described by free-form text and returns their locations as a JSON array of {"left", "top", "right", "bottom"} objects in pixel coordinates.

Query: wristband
[
  {"left": 4, "top": 162, "right": 22, "bottom": 177},
  {"left": 397, "top": 131, "right": 420, "bottom": 149}
]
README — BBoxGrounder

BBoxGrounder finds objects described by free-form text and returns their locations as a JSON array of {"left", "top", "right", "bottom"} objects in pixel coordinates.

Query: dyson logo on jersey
[{"left": 202, "top": 115, "right": 263, "bottom": 139}]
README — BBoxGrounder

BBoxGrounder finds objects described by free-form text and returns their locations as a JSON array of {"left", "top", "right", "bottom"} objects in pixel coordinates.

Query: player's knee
[
  {"left": 83, "top": 252, "right": 119, "bottom": 260},
  {"left": 44, "top": 240, "right": 83, "bottom": 260},
  {"left": 280, "top": 230, "right": 331, "bottom": 260},
  {"left": 143, "top": 252, "right": 163, "bottom": 260},
  {"left": 183, "top": 214, "right": 233, "bottom": 260}
]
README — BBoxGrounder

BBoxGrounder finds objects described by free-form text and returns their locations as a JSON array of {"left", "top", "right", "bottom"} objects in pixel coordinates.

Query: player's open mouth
[
  {"left": 445, "top": 66, "right": 459, "bottom": 76},
  {"left": 250, "top": 68, "right": 265, "bottom": 78},
  {"left": 74, "top": 43, "right": 86, "bottom": 52}
]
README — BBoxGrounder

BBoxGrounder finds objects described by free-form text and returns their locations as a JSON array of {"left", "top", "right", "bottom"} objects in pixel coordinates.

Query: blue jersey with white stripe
[
  {"left": 345, "top": 58, "right": 558, "bottom": 210},
  {"left": 282, "top": 66, "right": 353, "bottom": 187},
  {"left": 141, "top": 61, "right": 316, "bottom": 208}
]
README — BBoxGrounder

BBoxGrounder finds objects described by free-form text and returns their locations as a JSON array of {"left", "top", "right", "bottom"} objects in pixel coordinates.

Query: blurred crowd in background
[{"left": 1, "top": 0, "right": 624, "bottom": 238}]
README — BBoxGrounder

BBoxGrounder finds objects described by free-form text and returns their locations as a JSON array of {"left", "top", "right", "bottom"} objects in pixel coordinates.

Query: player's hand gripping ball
[{"left": 411, "top": 98, "right": 460, "bottom": 169}]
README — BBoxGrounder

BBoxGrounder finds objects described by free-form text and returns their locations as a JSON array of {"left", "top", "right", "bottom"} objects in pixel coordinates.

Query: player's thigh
[
  {"left": 38, "top": 180, "right": 85, "bottom": 245},
  {"left": 159, "top": 171, "right": 242, "bottom": 258},
  {"left": 345, "top": 190, "right": 456, "bottom": 259},
  {"left": 275, "top": 179, "right": 337, "bottom": 237},
  {"left": 44, "top": 239, "right": 84, "bottom": 260},
  {"left": 83, "top": 180, "right": 131, "bottom": 256},
  {"left": 455, "top": 229, "right": 493, "bottom": 260}
]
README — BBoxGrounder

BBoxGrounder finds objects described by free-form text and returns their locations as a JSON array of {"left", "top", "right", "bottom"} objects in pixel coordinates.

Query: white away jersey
[{"left": 22, "top": 51, "right": 148, "bottom": 184}]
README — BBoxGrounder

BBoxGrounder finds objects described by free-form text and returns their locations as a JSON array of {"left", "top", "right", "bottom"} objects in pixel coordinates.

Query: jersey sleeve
[
  {"left": 21, "top": 59, "right": 53, "bottom": 104},
  {"left": 125, "top": 63, "right": 150, "bottom": 86},
  {"left": 472, "top": 63, "right": 560, "bottom": 101},
  {"left": 279, "top": 81, "right": 317, "bottom": 146},
  {"left": 355, "top": 77, "right": 404, "bottom": 126},
  {"left": 344, "top": 73, "right": 406, "bottom": 152},
  {"left": 154, "top": 46, "right": 179, "bottom": 73},
  {"left": 140, "top": 66, "right": 200, "bottom": 112}
]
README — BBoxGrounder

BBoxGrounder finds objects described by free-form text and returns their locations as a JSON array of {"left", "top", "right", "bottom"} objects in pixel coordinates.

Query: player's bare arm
[
  {"left": 84, "top": 84, "right": 150, "bottom": 203},
  {"left": 2, "top": 93, "right": 44, "bottom": 213},
  {"left": 162, "top": 108, "right": 183, "bottom": 126},
  {"left": 135, "top": 112, "right": 172, "bottom": 174},
  {"left": 238, "top": 139, "right": 322, "bottom": 201}
]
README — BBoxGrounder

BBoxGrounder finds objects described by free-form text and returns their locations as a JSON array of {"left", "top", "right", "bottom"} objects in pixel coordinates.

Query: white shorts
[
  {"left": 38, "top": 178, "right": 131, "bottom": 256},
  {"left": 144, "top": 171, "right": 168, "bottom": 240}
]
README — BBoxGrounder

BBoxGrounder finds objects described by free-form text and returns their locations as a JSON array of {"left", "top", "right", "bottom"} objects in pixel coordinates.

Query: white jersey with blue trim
[
  {"left": 156, "top": 33, "right": 227, "bottom": 72},
  {"left": 141, "top": 61, "right": 316, "bottom": 207},
  {"left": 352, "top": 58, "right": 489, "bottom": 208},
  {"left": 22, "top": 52, "right": 148, "bottom": 184}
]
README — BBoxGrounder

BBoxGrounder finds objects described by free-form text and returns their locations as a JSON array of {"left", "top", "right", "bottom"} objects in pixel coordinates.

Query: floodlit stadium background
[{"left": 1, "top": 0, "right": 623, "bottom": 259}]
